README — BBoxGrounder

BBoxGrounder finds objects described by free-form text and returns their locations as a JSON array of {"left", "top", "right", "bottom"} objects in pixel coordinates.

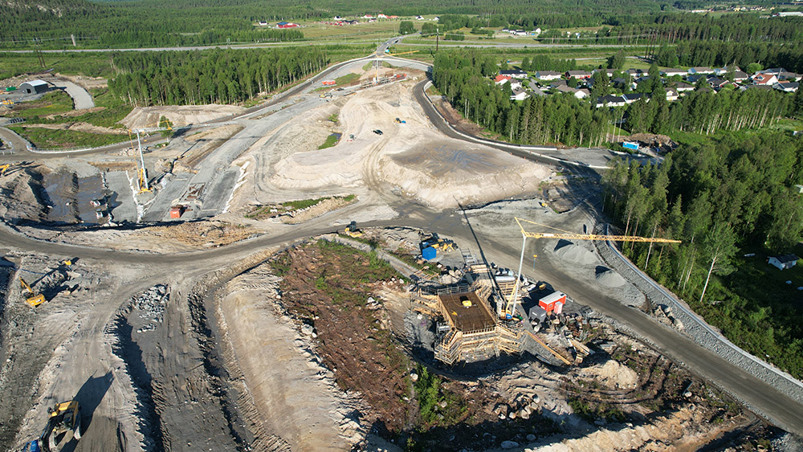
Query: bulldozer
[
  {"left": 344, "top": 221, "right": 363, "bottom": 238},
  {"left": 20, "top": 277, "right": 45, "bottom": 307},
  {"left": 21, "top": 401, "right": 82, "bottom": 452}
]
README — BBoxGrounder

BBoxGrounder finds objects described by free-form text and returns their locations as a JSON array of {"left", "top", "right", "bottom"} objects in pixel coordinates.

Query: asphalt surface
[{"left": 0, "top": 45, "right": 801, "bottom": 438}]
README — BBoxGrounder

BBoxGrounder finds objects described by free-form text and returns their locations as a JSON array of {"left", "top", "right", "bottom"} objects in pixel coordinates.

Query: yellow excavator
[
  {"left": 20, "top": 277, "right": 45, "bottom": 307},
  {"left": 19, "top": 260, "right": 72, "bottom": 307},
  {"left": 21, "top": 400, "right": 82, "bottom": 452}
]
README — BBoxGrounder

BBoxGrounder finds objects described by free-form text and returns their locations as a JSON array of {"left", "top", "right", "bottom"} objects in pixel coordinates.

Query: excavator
[
  {"left": 20, "top": 260, "right": 72, "bottom": 307},
  {"left": 20, "top": 277, "right": 45, "bottom": 307},
  {"left": 21, "top": 400, "right": 82, "bottom": 452}
]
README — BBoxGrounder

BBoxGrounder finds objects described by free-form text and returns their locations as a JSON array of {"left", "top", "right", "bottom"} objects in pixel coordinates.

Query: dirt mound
[
  {"left": 553, "top": 241, "right": 597, "bottom": 266},
  {"left": 0, "top": 168, "right": 47, "bottom": 223},
  {"left": 595, "top": 267, "right": 626, "bottom": 287},
  {"left": 121, "top": 105, "right": 245, "bottom": 129},
  {"left": 577, "top": 359, "right": 639, "bottom": 390}
]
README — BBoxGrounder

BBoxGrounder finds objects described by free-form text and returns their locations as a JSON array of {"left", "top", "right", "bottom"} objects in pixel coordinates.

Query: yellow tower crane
[
  {"left": 499, "top": 217, "right": 681, "bottom": 320},
  {"left": 128, "top": 119, "right": 172, "bottom": 193}
]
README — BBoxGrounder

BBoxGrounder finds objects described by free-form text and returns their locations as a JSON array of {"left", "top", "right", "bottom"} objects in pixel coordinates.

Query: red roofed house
[
  {"left": 277, "top": 21, "right": 300, "bottom": 28},
  {"left": 494, "top": 74, "right": 512, "bottom": 85},
  {"left": 752, "top": 73, "right": 778, "bottom": 85}
]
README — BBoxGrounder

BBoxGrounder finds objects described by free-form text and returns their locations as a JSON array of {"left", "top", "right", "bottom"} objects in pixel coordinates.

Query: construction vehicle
[
  {"left": 20, "top": 277, "right": 45, "bottom": 307},
  {"left": 395, "top": 117, "right": 406, "bottom": 124},
  {"left": 497, "top": 217, "right": 680, "bottom": 320},
  {"left": 22, "top": 401, "right": 82, "bottom": 451},
  {"left": 19, "top": 260, "right": 73, "bottom": 307},
  {"left": 344, "top": 221, "right": 363, "bottom": 238},
  {"left": 0, "top": 163, "right": 10, "bottom": 175},
  {"left": 420, "top": 233, "right": 457, "bottom": 253}
]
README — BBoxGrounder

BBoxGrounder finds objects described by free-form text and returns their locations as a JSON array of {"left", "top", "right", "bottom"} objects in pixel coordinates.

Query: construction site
[{"left": 0, "top": 53, "right": 801, "bottom": 452}]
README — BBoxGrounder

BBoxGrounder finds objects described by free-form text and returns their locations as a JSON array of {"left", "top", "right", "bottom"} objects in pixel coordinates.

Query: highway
[{"left": 0, "top": 41, "right": 801, "bottom": 439}]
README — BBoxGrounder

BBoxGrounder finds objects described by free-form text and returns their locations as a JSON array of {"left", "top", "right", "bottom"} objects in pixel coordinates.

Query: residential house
[
  {"left": 535, "top": 71, "right": 562, "bottom": 81},
  {"left": 510, "top": 86, "right": 529, "bottom": 101},
  {"left": 494, "top": 75, "right": 512, "bottom": 85},
  {"left": 686, "top": 74, "right": 707, "bottom": 84},
  {"left": 675, "top": 82, "right": 694, "bottom": 93},
  {"left": 575, "top": 88, "right": 590, "bottom": 99},
  {"left": 774, "top": 82, "right": 799, "bottom": 93},
  {"left": 623, "top": 93, "right": 645, "bottom": 104},
  {"left": 688, "top": 66, "right": 714, "bottom": 75},
  {"left": 762, "top": 68, "right": 799, "bottom": 81},
  {"left": 277, "top": 21, "right": 300, "bottom": 28},
  {"left": 509, "top": 79, "right": 522, "bottom": 90},
  {"left": 500, "top": 69, "right": 528, "bottom": 79},
  {"left": 709, "top": 78, "right": 730, "bottom": 90},
  {"left": 593, "top": 68, "right": 616, "bottom": 78},
  {"left": 626, "top": 69, "right": 642, "bottom": 77},
  {"left": 665, "top": 89, "right": 679, "bottom": 101},
  {"left": 566, "top": 70, "right": 592, "bottom": 79},
  {"left": 732, "top": 71, "right": 749, "bottom": 82},
  {"left": 549, "top": 79, "right": 568, "bottom": 89},
  {"left": 768, "top": 254, "right": 799, "bottom": 270},
  {"left": 752, "top": 73, "right": 778, "bottom": 85},
  {"left": 595, "top": 95, "right": 627, "bottom": 108},
  {"left": 661, "top": 68, "right": 687, "bottom": 77}
]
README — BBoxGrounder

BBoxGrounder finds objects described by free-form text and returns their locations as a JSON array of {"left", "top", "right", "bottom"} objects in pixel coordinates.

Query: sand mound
[
  {"left": 577, "top": 359, "right": 639, "bottom": 390},
  {"left": 121, "top": 105, "right": 245, "bottom": 129},
  {"left": 596, "top": 267, "right": 626, "bottom": 287},
  {"left": 553, "top": 241, "right": 597, "bottom": 265}
]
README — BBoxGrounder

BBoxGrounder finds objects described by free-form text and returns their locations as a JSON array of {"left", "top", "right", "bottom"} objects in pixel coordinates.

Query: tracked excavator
[
  {"left": 20, "top": 401, "right": 82, "bottom": 452},
  {"left": 19, "top": 277, "right": 45, "bottom": 307}
]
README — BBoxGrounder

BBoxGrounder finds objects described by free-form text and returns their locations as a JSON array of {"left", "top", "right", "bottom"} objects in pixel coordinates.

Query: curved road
[{"left": 0, "top": 46, "right": 801, "bottom": 438}]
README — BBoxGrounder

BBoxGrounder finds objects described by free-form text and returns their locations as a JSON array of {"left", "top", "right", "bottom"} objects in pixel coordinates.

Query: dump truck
[{"left": 21, "top": 401, "right": 82, "bottom": 452}]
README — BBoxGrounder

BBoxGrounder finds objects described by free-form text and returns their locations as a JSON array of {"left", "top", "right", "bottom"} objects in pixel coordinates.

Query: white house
[
  {"left": 752, "top": 73, "right": 779, "bottom": 85},
  {"left": 535, "top": 71, "right": 562, "bottom": 81},
  {"left": 768, "top": 254, "right": 799, "bottom": 270},
  {"left": 510, "top": 86, "right": 529, "bottom": 101}
]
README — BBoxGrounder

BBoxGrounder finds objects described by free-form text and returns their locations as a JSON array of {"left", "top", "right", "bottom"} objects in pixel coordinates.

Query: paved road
[{"left": 49, "top": 79, "right": 95, "bottom": 109}]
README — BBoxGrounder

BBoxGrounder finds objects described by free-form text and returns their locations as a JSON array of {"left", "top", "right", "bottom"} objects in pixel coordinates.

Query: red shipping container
[{"left": 170, "top": 206, "right": 184, "bottom": 219}]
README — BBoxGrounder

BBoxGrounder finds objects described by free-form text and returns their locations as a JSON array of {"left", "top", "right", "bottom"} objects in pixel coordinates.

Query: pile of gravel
[
  {"left": 595, "top": 267, "right": 626, "bottom": 287},
  {"left": 553, "top": 241, "right": 597, "bottom": 265}
]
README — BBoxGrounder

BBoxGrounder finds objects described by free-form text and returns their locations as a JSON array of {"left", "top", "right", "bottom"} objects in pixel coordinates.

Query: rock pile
[{"left": 132, "top": 284, "right": 169, "bottom": 333}]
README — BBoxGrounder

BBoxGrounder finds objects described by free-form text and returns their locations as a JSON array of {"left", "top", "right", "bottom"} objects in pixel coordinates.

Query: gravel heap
[
  {"left": 131, "top": 284, "right": 169, "bottom": 333},
  {"left": 595, "top": 267, "right": 626, "bottom": 287},
  {"left": 553, "top": 241, "right": 597, "bottom": 265}
]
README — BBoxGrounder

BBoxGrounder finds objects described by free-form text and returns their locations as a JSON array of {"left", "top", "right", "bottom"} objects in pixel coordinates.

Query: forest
[
  {"left": 107, "top": 48, "right": 330, "bottom": 105},
  {"left": 602, "top": 133, "right": 803, "bottom": 378}
]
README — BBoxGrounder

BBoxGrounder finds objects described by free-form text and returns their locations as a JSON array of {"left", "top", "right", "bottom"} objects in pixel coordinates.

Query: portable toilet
[{"left": 422, "top": 246, "right": 437, "bottom": 261}]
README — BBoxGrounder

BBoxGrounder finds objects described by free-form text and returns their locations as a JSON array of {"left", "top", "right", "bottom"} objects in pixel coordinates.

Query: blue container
[
  {"left": 422, "top": 246, "right": 437, "bottom": 261},
  {"left": 622, "top": 141, "right": 639, "bottom": 151}
]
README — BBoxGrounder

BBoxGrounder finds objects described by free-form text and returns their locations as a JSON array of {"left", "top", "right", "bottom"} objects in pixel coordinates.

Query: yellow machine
[
  {"left": 0, "top": 164, "right": 10, "bottom": 176},
  {"left": 20, "top": 277, "right": 45, "bottom": 307},
  {"left": 344, "top": 221, "right": 363, "bottom": 238},
  {"left": 36, "top": 401, "right": 82, "bottom": 451}
]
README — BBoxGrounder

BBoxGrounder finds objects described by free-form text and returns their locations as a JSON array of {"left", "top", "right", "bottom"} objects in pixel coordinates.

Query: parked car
[{"left": 373, "top": 129, "right": 383, "bottom": 135}]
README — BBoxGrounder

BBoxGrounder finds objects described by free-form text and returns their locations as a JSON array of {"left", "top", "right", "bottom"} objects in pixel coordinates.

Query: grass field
[{"left": 9, "top": 126, "right": 128, "bottom": 149}]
